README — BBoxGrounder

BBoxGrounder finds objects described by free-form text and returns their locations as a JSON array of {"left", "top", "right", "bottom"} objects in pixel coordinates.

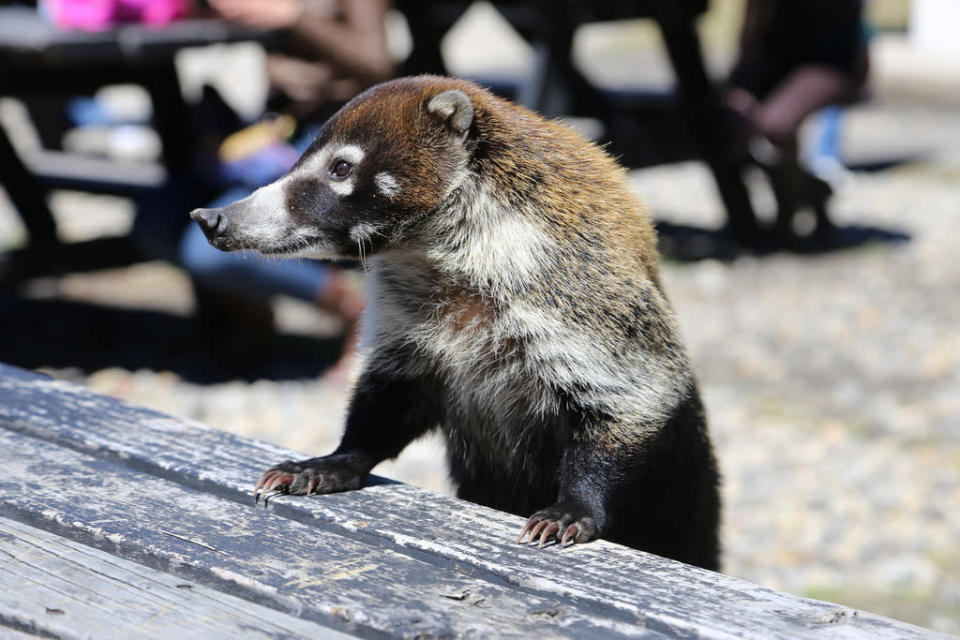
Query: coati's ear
[{"left": 427, "top": 90, "right": 473, "bottom": 137}]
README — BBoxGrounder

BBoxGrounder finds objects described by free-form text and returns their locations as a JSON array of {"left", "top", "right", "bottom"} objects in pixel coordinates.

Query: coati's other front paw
[
  {"left": 517, "top": 502, "right": 600, "bottom": 548},
  {"left": 253, "top": 455, "right": 366, "bottom": 503}
]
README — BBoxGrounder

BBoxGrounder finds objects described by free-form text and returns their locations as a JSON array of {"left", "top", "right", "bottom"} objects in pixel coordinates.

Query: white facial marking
[
  {"left": 329, "top": 179, "right": 355, "bottom": 197},
  {"left": 335, "top": 144, "right": 365, "bottom": 164},
  {"left": 284, "top": 243, "right": 339, "bottom": 260},
  {"left": 350, "top": 222, "right": 379, "bottom": 270},
  {"left": 218, "top": 173, "right": 341, "bottom": 260},
  {"left": 299, "top": 142, "right": 367, "bottom": 176},
  {"left": 240, "top": 180, "right": 288, "bottom": 245},
  {"left": 296, "top": 142, "right": 365, "bottom": 198},
  {"left": 375, "top": 172, "right": 400, "bottom": 198},
  {"left": 350, "top": 222, "right": 377, "bottom": 244}
]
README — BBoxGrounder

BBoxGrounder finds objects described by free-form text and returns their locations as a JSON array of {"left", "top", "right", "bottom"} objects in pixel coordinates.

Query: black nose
[{"left": 190, "top": 208, "right": 228, "bottom": 241}]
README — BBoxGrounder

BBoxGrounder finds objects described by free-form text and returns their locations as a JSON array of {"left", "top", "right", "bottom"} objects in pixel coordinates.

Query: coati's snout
[
  {"left": 189, "top": 79, "right": 478, "bottom": 263},
  {"left": 189, "top": 176, "right": 342, "bottom": 258},
  {"left": 190, "top": 207, "right": 228, "bottom": 245}
]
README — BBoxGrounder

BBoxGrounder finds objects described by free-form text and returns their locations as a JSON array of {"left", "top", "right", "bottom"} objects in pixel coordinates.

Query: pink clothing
[{"left": 46, "top": 0, "right": 189, "bottom": 31}]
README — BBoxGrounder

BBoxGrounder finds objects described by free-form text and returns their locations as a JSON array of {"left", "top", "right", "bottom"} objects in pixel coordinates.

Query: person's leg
[
  {"left": 758, "top": 133, "right": 805, "bottom": 237},
  {"left": 752, "top": 65, "right": 857, "bottom": 144},
  {"left": 752, "top": 67, "right": 858, "bottom": 238}
]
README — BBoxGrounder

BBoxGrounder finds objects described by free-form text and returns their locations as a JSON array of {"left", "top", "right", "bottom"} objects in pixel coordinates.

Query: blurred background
[{"left": 0, "top": 0, "right": 957, "bottom": 632}]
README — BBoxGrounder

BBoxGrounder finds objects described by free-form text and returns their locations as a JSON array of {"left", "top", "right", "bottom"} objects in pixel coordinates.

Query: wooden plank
[
  {"left": 0, "top": 363, "right": 949, "bottom": 640},
  {"left": 0, "top": 625, "right": 38, "bottom": 639},
  {"left": 0, "top": 516, "right": 354, "bottom": 640},
  {"left": 23, "top": 149, "right": 166, "bottom": 195},
  {"left": 0, "top": 426, "right": 663, "bottom": 639}
]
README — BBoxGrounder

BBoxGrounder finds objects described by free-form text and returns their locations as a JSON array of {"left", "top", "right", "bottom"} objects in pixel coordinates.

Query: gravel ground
[
  {"left": 643, "top": 161, "right": 960, "bottom": 632},
  {"left": 1, "top": 19, "right": 958, "bottom": 633}
]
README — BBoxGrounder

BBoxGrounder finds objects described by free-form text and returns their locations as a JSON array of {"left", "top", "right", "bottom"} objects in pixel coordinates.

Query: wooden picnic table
[
  {"left": 0, "top": 7, "right": 280, "bottom": 282},
  {"left": 0, "top": 361, "right": 948, "bottom": 639}
]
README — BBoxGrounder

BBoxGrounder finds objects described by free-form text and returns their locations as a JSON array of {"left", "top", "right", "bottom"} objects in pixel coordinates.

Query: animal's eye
[{"left": 329, "top": 159, "right": 353, "bottom": 179}]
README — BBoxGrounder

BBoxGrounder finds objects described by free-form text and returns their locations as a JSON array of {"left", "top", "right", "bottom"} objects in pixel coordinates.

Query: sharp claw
[
  {"left": 261, "top": 489, "right": 282, "bottom": 507},
  {"left": 254, "top": 471, "right": 280, "bottom": 504},
  {"left": 254, "top": 464, "right": 303, "bottom": 504},
  {"left": 517, "top": 518, "right": 540, "bottom": 544},
  {"left": 538, "top": 522, "right": 560, "bottom": 548},
  {"left": 527, "top": 520, "right": 549, "bottom": 544},
  {"left": 560, "top": 524, "right": 579, "bottom": 546},
  {"left": 307, "top": 475, "right": 320, "bottom": 495},
  {"left": 256, "top": 469, "right": 278, "bottom": 488},
  {"left": 517, "top": 527, "right": 529, "bottom": 544}
]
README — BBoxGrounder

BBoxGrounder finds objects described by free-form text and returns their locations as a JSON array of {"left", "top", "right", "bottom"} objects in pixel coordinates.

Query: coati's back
[{"left": 193, "top": 76, "right": 720, "bottom": 570}]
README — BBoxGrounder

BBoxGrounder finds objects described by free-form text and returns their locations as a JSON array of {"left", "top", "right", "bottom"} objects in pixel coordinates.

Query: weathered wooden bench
[{"left": 0, "top": 362, "right": 948, "bottom": 639}]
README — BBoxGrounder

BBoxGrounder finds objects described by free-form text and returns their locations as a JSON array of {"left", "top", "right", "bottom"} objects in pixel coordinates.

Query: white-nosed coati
[{"left": 191, "top": 75, "right": 721, "bottom": 570}]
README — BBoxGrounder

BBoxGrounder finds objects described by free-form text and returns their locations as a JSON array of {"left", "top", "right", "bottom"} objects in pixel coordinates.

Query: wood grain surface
[{"left": 0, "top": 363, "right": 950, "bottom": 639}]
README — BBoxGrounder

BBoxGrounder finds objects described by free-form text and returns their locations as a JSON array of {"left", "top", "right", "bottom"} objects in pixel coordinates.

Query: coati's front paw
[
  {"left": 517, "top": 502, "right": 600, "bottom": 548},
  {"left": 253, "top": 455, "right": 366, "bottom": 503}
]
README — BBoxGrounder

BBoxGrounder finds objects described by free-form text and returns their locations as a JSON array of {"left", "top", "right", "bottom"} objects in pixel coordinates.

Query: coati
[{"left": 191, "top": 75, "right": 721, "bottom": 570}]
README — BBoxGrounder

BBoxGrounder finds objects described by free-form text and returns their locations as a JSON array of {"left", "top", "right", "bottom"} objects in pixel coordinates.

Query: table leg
[
  {"left": 143, "top": 63, "right": 191, "bottom": 174},
  {"left": 0, "top": 121, "right": 58, "bottom": 249}
]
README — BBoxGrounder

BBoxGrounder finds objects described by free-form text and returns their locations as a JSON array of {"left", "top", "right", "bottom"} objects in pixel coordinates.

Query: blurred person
[
  {"left": 726, "top": 0, "right": 869, "bottom": 241},
  {"left": 206, "top": 0, "right": 393, "bottom": 119},
  {"left": 176, "top": 0, "right": 393, "bottom": 370}
]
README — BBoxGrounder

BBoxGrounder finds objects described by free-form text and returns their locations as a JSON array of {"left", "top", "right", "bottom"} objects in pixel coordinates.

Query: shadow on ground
[
  {"left": 0, "top": 293, "right": 343, "bottom": 383},
  {"left": 655, "top": 220, "right": 912, "bottom": 262},
  {"left": 654, "top": 153, "right": 919, "bottom": 261}
]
